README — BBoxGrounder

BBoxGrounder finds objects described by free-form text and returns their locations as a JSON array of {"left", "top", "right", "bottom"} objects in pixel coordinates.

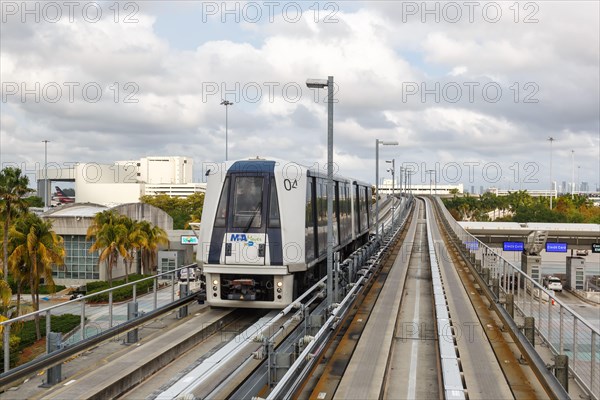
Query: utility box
[
  {"left": 521, "top": 253, "right": 542, "bottom": 284},
  {"left": 566, "top": 256, "right": 586, "bottom": 290},
  {"left": 158, "top": 250, "right": 184, "bottom": 279}
]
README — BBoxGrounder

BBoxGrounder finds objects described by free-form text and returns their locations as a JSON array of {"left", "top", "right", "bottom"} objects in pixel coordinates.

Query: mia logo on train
[{"left": 230, "top": 234, "right": 264, "bottom": 247}]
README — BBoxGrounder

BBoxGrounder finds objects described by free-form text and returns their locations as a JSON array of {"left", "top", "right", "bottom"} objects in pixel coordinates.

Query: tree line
[
  {"left": 443, "top": 190, "right": 600, "bottom": 223},
  {"left": 140, "top": 193, "right": 204, "bottom": 229}
]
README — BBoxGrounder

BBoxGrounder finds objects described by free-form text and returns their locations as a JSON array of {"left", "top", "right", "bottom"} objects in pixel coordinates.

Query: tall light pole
[
  {"left": 220, "top": 100, "right": 233, "bottom": 161},
  {"left": 399, "top": 166, "right": 404, "bottom": 195},
  {"left": 577, "top": 165, "right": 581, "bottom": 193},
  {"left": 386, "top": 159, "right": 395, "bottom": 226},
  {"left": 571, "top": 150, "right": 575, "bottom": 199},
  {"left": 548, "top": 137, "right": 555, "bottom": 208},
  {"left": 386, "top": 159, "right": 395, "bottom": 198},
  {"left": 306, "top": 76, "right": 334, "bottom": 306},
  {"left": 376, "top": 139, "right": 398, "bottom": 240},
  {"left": 42, "top": 140, "right": 50, "bottom": 209},
  {"left": 426, "top": 169, "right": 435, "bottom": 195}
]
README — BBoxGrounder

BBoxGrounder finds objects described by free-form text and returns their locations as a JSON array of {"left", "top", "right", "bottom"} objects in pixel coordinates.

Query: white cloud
[{"left": 0, "top": 1, "right": 598, "bottom": 189}]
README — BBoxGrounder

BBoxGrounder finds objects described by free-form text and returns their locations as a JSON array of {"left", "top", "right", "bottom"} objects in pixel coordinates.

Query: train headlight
[
  {"left": 277, "top": 281, "right": 283, "bottom": 288},
  {"left": 213, "top": 279, "right": 219, "bottom": 286},
  {"left": 213, "top": 286, "right": 218, "bottom": 291},
  {"left": 277, "top": 288, "right": 282, "bottom": 293}
]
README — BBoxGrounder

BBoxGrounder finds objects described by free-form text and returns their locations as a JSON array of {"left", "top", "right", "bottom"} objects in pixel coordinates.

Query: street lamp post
[
  {"left": 386, "top": 159, "right": 395, "bottom": 198},
  {"left": 387, "top": 159, "right": 395, "bottom": 227},
  {"left": 571, "top": 150, "right": 575, "bottom": 199},
  {"left": 306, "top": 76, "right": 334, "bottom": 306},
  {"left": 376, "top": 140, "right": 398, "bottom": 240},
  {"left": 399, "top": 166, "right": 404, "bottom": 195},
  {"left": 577, "top": 165, "right": 581, "bottom": 193},
  {"left": 426, "top": 169, "right": 434, "bottom": 195},
  {"left": 548, "top": 137, "right": 555, "bottom": 208},
  {"left": 42, "top": 140, "right": 50, "bottom": 209},
  {"left": 220, "top": 100, "right": 233, "bottom": 161}
]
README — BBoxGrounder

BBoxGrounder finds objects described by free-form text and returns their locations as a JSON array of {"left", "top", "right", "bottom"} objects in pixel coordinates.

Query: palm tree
[
  {"left": 0, "top": 167, "right": 32, "bottom": 278},
  {"left": 138, "top": 221, "right": 168, "bottom": 275},
  {"left": 120, "top": 217, "right": 146, "bottom": 283},
  {"left": 8, "top": 213, "right": 65, "bottom": 339},
  {"left": 86, "top": 210, "right": 121, "bottom": 239},
  {"left": 89, "top": 221, "right": 128, "bottom": 286},
  {"left": 8, "top": 259, "right": 28, "bottom": 317},
  {"left": 0, "top": 279, "right": 11, "bottom": 323}
]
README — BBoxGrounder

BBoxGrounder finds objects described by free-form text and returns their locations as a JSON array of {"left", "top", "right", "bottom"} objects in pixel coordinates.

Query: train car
[{"left": 198, "top": 157, "right": 372, "bottom": 308}]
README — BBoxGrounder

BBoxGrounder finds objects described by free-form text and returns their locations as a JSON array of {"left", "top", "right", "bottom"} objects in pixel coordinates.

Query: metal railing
[
  {"left": 435, "top": 198, "right": 600, "bottom": 400},
  {"left": 1, "top": 265, "right": 201, "bottom": 375}
]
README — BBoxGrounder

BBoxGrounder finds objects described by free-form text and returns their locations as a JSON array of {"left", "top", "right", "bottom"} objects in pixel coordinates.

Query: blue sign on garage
[
  {"left": 546, "top": 242, "right": 567, "bottom": 253},
  {"left": 465, "top": 241, "right": 479, "bottom": 251},
  {"left": 503, "top": 241, "right": 524, "bottom": 251}
]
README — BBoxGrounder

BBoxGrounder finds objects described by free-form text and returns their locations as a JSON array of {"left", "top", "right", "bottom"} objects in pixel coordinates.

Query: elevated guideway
[{"left": 306, "top": 198, "right": 544, "bottom": 400}]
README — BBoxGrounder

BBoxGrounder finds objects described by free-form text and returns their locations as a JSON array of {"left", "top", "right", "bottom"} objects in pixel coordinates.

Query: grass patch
[{"left": 6, "top": 277, "right": 66, "bottom": 295}]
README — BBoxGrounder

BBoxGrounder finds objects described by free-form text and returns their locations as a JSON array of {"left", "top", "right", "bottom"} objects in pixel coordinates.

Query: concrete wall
[{"left": 77, "top": 182, "right": 144, "bottom": 205}]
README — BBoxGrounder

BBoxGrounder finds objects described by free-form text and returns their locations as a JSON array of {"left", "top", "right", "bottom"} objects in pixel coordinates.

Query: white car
[
  {"left": 179, "top": 267, "right": 198, "bottom": 281},
  {"left": 544, "top": 276, "right": 563, "bottom": 292}
]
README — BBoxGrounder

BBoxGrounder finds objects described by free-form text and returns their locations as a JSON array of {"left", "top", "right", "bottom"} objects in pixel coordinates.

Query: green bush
[
  {"left": 16, "top": 314, "right": 80, "bottom": 352},
  {"left": 0, "top": 314, "right": 80, "bottom": 368},
  {"left": 87, "top": 274, "right": 154, "bottom": 303},
  {"left": 0, "top": 334, "right": 21, "bottom": 367}
]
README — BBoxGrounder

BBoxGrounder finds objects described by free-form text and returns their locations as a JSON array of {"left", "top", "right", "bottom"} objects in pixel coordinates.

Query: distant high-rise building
[
  {"left": 561, "top": 181, "right": 567, "bottom": 194},
  {"left": 117, "top": 156, "right": 193, "bottom": 184},
  {"left": 471, "top": 185, "right": 475, "bottom": 194},
  {"left": 581, "top": 182, "right": 589, "bottom": 192},
  {"left": 479, "top": 186, "right": 484, "bottom": 194}
]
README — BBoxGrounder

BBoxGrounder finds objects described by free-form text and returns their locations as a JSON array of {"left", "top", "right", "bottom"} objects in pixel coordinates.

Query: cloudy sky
[{"left": 1, "top": 1, "right": 599, "bottom": 192}]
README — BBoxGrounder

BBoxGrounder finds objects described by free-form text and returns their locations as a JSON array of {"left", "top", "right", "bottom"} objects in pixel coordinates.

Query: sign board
[
  {"left": 465, "top": 241, "right": 479, "bottom": 251},
  {"left": 546, "top": 242, "right": 567, "bottom": 253},
  {"left": 503, "top": 241, "right": 524, "bottom": 252},
  {"left": 592, "top": 243, "right": 600, "bottom": 254},
  {"left": 180, "top": 235, "right": 198, "bottom": 245}
]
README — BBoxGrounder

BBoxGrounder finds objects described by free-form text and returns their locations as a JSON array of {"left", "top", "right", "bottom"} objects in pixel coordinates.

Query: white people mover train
[{"left": 197, "top": 157, "right": 374, "bottom": 308}]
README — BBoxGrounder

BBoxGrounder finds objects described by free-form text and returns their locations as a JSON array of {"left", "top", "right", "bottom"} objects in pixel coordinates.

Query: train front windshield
[{"left": 232, "top": 177, "right": 263, "bottom": 229}]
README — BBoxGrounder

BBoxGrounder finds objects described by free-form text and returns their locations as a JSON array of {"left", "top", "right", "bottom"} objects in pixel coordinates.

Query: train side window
[
  {"left": 214, "top": 177, "right": 230, "bottom": 227},
  {"left": 268, "top": 177, "right": 281, "bottom": 228},
  {"left": 305, "top": 178, "right": 315, "bottom": 260}
]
